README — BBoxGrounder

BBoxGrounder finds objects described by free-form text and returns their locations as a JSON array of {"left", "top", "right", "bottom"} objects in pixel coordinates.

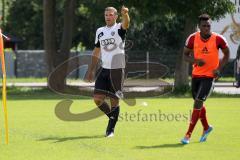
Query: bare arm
[
  {"left": 183, "top": 47, "right": 205, "bottom": 66},
  {"left": 183, "top": 47, "right": 194, "bottom": 63},
  {"left": 218, "top": 47, "right": 230, "bottom": 71},
  {"left": 121, "top": 6, "right": 130, "bottom": 30},
  {"left": 212, "top": 47, "right": 229, "bottom": 79},
  {"left": 85, "top": 47, "right": 100, "bottom": 82},
  {"left": 89, "top": 47, "right": 101, "bottom": 72},
  {"left": 237, "top": 45, "right": 240, "bottom": 59}
]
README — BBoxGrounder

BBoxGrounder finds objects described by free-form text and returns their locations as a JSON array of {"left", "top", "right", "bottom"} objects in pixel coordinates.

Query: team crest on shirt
[
  {"left": 111, "top": 31, "right": 115, "bottom": 36},
  {"left": 201, "top": 46, "right": 209, "bottom": 54},
  {"left": 98, "top": 32, "right": 104, "bottom": 39}
]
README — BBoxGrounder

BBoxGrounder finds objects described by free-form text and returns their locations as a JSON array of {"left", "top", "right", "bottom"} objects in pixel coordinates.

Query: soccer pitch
[{"left": 0, "top": 95, "right": 239, "bottom": 160}]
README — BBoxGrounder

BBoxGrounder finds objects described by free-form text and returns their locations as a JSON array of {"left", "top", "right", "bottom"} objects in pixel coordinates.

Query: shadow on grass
[
  {"left": 38, "top": 135, "right": 104, "bottom": 143},
  {"left": 135, "top": 143, "right": 185, "bottom": 149}
]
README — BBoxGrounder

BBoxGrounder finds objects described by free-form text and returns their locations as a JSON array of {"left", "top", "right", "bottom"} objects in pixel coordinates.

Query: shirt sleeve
[
  {"left": 118, "top": 23, "right": 127, "bottom": 41},
  {"left": 237, "top": 45, "right": 240, "bottom": 59},
  {"left": 94, "top": 29, "right": 100, "bottom": 48},
  {"left": 216, "top": 34, "right": 228, "bottom": 49},
  {"left": 185, "top": 34, "right": 195, "bottom": 49}
]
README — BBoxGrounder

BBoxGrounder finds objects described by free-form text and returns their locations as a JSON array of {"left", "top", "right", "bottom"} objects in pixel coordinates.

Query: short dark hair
[{"left": 198, "top": 14, "right": 210, "bottom": 24}]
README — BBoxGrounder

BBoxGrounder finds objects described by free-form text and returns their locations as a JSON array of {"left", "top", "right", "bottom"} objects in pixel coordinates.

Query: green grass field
[
  {"left": 0, "top": 93, "right": 240, "bottom": 160},
  {"left": 5, "top": 76, "right": 237, "bottom": 83}
]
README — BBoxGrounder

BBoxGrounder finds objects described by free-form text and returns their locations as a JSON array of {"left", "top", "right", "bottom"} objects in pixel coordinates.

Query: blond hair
[{"left": 105, "top": 7, "right": 118, "bottom": 15}]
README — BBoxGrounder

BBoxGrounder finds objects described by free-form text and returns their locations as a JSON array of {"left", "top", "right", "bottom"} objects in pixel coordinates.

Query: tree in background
[
  {"left": 0, "top": 0, "right": 13, "bottom": 26},
  {"left": 119, "top": 0, "right": 235, "bottom": 90},
  {"left": 43, "top": 0, "right": 57, "bottom": 74},
  {"left": 4, "top": 0, "right": 43, "bottom": 49},
  {"left": 44, "top": 0, "right": 76, "bottom": 91},
  {"left": 3, "top": 0, "right": 236, "bottom": 92},
  {"left": 1, "top": 0, "right": 5, "bottom": 24},
  {"left": 162, "top": 0, "right": 235, "bottom": 91}
]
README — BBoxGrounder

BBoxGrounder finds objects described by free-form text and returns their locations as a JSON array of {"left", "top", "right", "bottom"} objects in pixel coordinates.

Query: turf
[
  {"left": 0, "top": 97, "right": 239, "bottom": 160},
  {"left": 4, "top": 76, "right": 237, "bottom": 83}
]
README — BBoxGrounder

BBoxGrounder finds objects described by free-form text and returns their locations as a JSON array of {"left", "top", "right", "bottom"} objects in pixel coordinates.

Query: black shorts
[
  {"left": 191, "top": 77, "right": 214, "bottom": 101},
  {"left": 94, "top": 67, "right": 124, "bottom": 99}
]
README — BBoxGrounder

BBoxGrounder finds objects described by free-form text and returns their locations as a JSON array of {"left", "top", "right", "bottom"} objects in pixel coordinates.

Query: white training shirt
[{"left": 95, "top": 23, "right": 126, "bottom": 69}]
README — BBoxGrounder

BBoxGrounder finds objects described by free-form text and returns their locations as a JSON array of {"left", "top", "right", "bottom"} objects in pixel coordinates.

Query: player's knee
[
  {"left": 110, "top": 98, "right": 119, "bottom": 107},
  {"left": 111, "top": 99, "right": 119, "bottom": 106},
  {"left": 93, "top": 97, "right": 104, "bottom": 106},
  {"left": 194, "top": 99, "right": 203, "bottom": 109}
]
